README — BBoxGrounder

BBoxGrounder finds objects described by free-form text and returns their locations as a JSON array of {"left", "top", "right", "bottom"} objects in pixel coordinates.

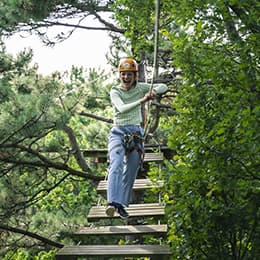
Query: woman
[{"left": 106, "top": 58, "right": 168, "bottom": 219}]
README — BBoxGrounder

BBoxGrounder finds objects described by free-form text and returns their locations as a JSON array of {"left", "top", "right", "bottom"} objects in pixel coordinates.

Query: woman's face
[{"left": 120, "top": 71, "right": 136, "bottom": 90}]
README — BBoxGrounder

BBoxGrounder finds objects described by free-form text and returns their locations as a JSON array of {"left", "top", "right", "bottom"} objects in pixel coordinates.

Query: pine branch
[
  {"left": 0, "top": 223, "right": 63, "bottom": 248},
  {"left": 78, "top": 111, "right": 113, "bottom": 124},
  {"left": 0, "top": 144, "right": 103, "bottom": 181}
]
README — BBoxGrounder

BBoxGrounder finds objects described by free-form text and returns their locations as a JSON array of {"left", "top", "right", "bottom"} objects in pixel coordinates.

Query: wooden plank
[
  {"left": 97, "top": 178, "right": 163, "bottom": 193},
  {"left": 56, "top": 245, "right": 171, "bottom": 259},
  {"left": 82, "top": 145, "right": 171, "bottom": 157},
  {"left": 84, "top": 151, "right": 164, "bottom": 163},
  {"left": 74, "top": 224, "right": 167, "bottom": 236},
  {"left": 144, "top": 152, "right": 164, "bottom": 162},
  {"left": 87, "top": 203, "right": 165, "bottom": 222}
]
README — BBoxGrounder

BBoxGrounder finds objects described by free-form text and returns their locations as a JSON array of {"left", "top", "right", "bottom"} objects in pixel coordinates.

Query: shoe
[
  {"left": 105, "top": 204, "right": 116, "bottom": 217},
  {"left": 116, "top": 205, "right": 129, "bottom": 219}
]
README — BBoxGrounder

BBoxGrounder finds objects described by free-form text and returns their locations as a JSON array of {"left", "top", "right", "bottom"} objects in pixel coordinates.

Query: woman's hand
[{"left": 140, "top": 91, "right": 157, "bottom": 104}]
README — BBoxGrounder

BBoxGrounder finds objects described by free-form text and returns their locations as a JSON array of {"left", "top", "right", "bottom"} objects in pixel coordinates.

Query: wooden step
[
  {"left": 87, "top": 203, "right": 165, "bottom": 222},
  {"left": 82, "top": 145, "right": 172, "bottom": 159},
  {"left": 74, "top": 224, "right": 167, "bottom": 236},
  {"left": 55, "top": 244, "right": 171, "bottom": 259},
  {"left": 82, "top": 150, "right": 164, "bottom": 163},
  {"left": 97, "top": 178, "right": 163, "bottom": 194},
  {"left": 144, "top": 152, "right": 164, "bottom": 162}
]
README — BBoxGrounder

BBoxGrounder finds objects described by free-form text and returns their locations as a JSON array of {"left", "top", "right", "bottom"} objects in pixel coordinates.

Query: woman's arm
[
  {"left": 149, "top": 83, "right": 168, "bottom": 94},
  {"left": 110, "top": 90, "right": 141, "bottom": 113}
]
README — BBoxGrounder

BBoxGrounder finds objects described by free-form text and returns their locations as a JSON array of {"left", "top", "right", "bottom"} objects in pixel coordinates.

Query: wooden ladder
[{"left": 56, "top": 152, "right": 171, "bottom": 259}]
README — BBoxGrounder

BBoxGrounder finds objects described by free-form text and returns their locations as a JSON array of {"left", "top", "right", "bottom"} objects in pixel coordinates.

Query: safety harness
[{"left": 123, "top": 132, "right": 144, "bottom": 158}]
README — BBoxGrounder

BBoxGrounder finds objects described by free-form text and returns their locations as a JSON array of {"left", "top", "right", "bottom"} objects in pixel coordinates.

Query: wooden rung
[
  {"left": 97, "top": 178, "right": 163, "bottom": 193},
  {"left": 74, "top": 224, "right": 167, "bottom": 236},
  {"left": 144, "top": 152, "right": 164, "bottom": 162},
  {"left": 87, "top": 203, "right": 165, "bottom": 222},
  {"left": 82, "top": 146, "right": 171, "bottom": 158},
  {"left": 55, "top": 245, "right": 171, "bottom": 259},
  {"left": 82, "top": 152, "right": 164, "bottom": 164}
]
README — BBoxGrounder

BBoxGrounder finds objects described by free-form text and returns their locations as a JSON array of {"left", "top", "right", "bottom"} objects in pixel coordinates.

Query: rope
[{"left": 144, "top": 0, "right": 160, "bottom": 140}]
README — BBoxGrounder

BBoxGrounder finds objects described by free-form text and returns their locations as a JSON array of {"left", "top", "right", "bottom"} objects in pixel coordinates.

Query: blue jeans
[{"left": 107, "top": 125, "right": 144, "bottom": 207}]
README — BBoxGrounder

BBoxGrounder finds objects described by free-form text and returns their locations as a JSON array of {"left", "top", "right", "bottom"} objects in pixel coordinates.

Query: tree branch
[
  {"left": 44, "top": 20, "right": 124, "bottom": 33},
  {"left": 223, "top": 4, "right": 243, "bottom": 43},
  {"left": 229, "top": 4, "right": 260, "bottom": 34},
  {"left": 0, "top": 223, "right": 63, "bottom": 248},
  {"left": 0, "top": 144, "right": 103, "bottom": 181},
  {"left": 78, "top": 111, "right": 113, "bottom": 124},
  {"left": 63, "top": 125, "right": 91, "bottom": 172},
  {"left": 90, "top": 11, "right": 126, "bottom": 33}
]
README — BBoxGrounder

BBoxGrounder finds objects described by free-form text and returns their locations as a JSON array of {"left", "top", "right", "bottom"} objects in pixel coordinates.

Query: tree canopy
[{"left": 0, "top": 0, "right": 259, "bottom": 259}]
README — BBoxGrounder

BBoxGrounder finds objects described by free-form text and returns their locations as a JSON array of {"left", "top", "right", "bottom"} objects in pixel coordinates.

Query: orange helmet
[{"left": 118, "top": 58, "right": 138, "bottom": 72}]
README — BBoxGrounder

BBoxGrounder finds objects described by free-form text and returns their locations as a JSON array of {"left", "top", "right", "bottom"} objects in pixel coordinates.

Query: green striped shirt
[{"left": 110, "top": 82, "right": 168, "bottom": 126}]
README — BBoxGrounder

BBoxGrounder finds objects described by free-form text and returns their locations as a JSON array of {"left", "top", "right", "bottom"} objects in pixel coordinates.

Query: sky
[{"left": 4, "top": 22, "right": 112, "bottom": 75}]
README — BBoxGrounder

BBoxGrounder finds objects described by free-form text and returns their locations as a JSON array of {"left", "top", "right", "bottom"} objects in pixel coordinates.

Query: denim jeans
[{"left": 107, "top": 125, "right": 144, "bottom": 207}]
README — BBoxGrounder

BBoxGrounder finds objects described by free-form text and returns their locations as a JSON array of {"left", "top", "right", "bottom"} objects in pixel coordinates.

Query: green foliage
[
  {"left": 0, "top": 0, "right": 68, "bottom": 32},
  {"left": 158, "top": 0, "right": 260, "bottom": 259},
  {"left": 2, "top": 249, "right": 57, "bottom": 260},
  {"left": 1, "top": 0, "right": 259, "bottom": 259},
  {"left": 110, "top": 0, "right": 155, "bottom": 58},
  {"left": 0, "top": 47, "right": 113, "bottom": 257}
]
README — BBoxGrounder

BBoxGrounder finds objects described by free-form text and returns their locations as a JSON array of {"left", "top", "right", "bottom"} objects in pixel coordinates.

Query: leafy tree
[
  {"left": 158, "top": 0, "right": 260, "bottom": 259},
  {"left": 3, "top": 0, "right": 258, "bottom": 259},
  {"left": 0, "top": 0, "right": 124, "bottom": 44},
  {"left": 0, "top": 1, "right": 173, "bottom": 258},
  {"left": 0, "top": 44, "right": 114, "bottom": 257}
]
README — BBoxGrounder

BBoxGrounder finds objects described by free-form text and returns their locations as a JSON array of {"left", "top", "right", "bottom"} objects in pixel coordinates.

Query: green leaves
[
  {"left": 0, "top": 47, "right": 113, "bottom": 257},
  {"left": 109, "top": 0, "right": 154, "bottom": 59},
  {"left": 0, "top": 0, "right": 259, "bottom": 258},
  {"left": 157, "top": 0, "right": 260, "bottom": 258}
]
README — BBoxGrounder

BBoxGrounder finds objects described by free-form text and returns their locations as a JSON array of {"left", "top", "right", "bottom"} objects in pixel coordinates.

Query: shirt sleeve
[
  {"left": 110, "top": 89, "right": 141, "bottom": 113},
  {"left": 139, "top": 82, "right": 168, "bottom": 94},
  {"left": 153, "top": 83, "right": 168, "bottom": 94}
]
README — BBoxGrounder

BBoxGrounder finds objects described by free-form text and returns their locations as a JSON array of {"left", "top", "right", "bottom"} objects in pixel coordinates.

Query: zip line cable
[
  {"left": 151, "top": 0, "right": 160, "bottom": 84},
  {"left": 144, "top": 0, "right": 160, "bottom": 140}
]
